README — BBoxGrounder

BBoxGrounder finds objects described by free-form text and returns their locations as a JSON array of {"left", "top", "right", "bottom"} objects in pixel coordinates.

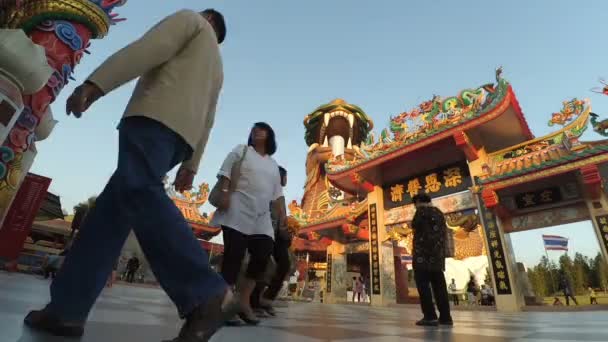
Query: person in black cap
[{"left": 411, "top": 193, "right": 453, "bottom": 327}]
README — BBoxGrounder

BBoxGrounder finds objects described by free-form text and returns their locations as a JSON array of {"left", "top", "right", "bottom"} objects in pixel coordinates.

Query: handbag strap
[{"left": 229, "top": 145, "right": 248, "bottom": 192}]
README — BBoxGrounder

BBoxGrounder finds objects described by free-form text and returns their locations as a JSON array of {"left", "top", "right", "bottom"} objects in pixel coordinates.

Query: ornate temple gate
[
  {"left": 476, "top": 165, "right": 608, "bottom": 310},
  {"left": 294, "top": 71, "right": 608, "bottom": 312}
]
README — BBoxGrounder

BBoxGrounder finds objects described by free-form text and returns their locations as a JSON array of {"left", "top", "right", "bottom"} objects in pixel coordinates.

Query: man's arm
[
  {"left": 273, "top": 196, "right": 287, "bottom": 230},
  {"left": 181, "top": 85, "right": 220, "bottom": 173},
  {"left": 86, "top": 10, "right": 203, "bottom": 94}
]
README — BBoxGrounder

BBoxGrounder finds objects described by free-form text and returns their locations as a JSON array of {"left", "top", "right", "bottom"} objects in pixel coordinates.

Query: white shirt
[
  {"left": 290, "top": 270, "right": 299, "bottom": 284},
  {"left": 210, "top": 144, "right": 283, "bottom": 238}
]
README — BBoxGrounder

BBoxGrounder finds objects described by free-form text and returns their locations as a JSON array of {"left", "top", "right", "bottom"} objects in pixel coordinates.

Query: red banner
[{"left": 0, "top": 173, "right": 51, "bottom": 261}]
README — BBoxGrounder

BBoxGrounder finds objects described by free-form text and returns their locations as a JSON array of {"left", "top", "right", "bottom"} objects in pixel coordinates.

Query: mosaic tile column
[
  {"left": 324, "top": 242, "right": 347, "bottom": 304},
  {"left": 582, "top": 166, "right": 608, "bottom": 265},
  {"left": 475, "top": 192, "right": 523, "bottom": 312},
  {"left": 367, "top": 186, "right": 397, "bottom": 306}
]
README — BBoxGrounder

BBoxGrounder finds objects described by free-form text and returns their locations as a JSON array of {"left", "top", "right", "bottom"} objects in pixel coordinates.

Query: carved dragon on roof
[{"left": 326, "top": 68, "right": 509, "bottom": 174}]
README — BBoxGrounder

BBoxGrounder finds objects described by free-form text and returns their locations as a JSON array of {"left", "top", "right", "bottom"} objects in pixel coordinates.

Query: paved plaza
[{"left": 1, "top": 272, "right": 608, "bottom": 342}]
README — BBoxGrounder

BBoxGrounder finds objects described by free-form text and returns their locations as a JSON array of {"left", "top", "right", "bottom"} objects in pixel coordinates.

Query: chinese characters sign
[
  {"left": 514, "top": 187, "right": 562, "bottom": 210},
  {"left": 478, "top": 200, "right": 512, "bottom": 295},
  {"left": 326, "top": 254, "right": 332, "bottom": 293},
  {"left": 369, "top": 203, "right": 381, "bottom": 295},
  {"left": 593, "top": 215, "right": 608, "bottom": 256},
  {"left": 383, "top": 162, "right": 472, "bottom": 210}
]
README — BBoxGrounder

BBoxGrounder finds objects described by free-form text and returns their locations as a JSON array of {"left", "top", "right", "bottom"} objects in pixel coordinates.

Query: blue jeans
[{"left": 48, "top": 117, "right": 226, "bottom": 321}]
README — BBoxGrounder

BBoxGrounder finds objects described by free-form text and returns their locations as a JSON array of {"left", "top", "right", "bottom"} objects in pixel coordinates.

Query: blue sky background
[{"left": 31, "top": 0, "right": 608, "bottom": 266}]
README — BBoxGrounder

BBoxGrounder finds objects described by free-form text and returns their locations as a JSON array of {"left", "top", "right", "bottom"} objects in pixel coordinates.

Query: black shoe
[
  {"left": 415, "top": 319, "right": 439, "bottom": 327},
  {"left": 224, "top": 317, "right": 242, "bottom": 327},
  {"left": 238, "top": 311, "right": 261, "bottom": 326},
  {"left": 439, "top": 319, "right": 454, "bottom": 326},
  {"left": 24, "top": 308, "right": 84, "bottom": 337},
  {"left": 165, "top": 290, "right": 240, "bottom": 342},
  {"left": 260, "top": 305, "right": 276, "bottom": 317},
  {"left": 253, "top": 308, "right": 269, "bottom": 318}
]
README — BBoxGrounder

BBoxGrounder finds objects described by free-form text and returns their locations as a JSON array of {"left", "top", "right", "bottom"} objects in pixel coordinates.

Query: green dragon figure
[
  {"left": 390, "top": 86, "right": 489, "bottom": 142},
  {"left": 590, "top": 112, "right": 608, "bottom": 137}
]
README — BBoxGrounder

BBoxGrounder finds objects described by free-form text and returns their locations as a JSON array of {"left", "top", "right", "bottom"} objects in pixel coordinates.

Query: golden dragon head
[{"left": 303, "top": 99, "right": 373, "bottom": 164}]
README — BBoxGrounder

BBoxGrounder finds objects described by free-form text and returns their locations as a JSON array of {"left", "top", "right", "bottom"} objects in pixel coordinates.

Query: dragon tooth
[
  {"left": 347, "top": 137, "right": 352, "bottom": 149},
  {"left": 324, "top": 113, "right": 330, "bottom": 127},
  {"left": 348, "top": 113, "right": 354, "bottom": 128},
  {"left": 323, "top": 136, "right": 329, "bottom": 147}
]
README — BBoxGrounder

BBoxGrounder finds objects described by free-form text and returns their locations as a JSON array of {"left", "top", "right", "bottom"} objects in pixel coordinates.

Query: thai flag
[
  {"left": 401, "top": 255, "right": 413, "bottom": 265},
  {"left": 542, "top": 235, "right": 569, "bottom": 251}
]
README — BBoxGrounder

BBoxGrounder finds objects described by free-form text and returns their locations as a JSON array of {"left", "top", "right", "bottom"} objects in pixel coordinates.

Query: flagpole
[{"left": 544, "top": 247, "right": 556, "bottom": 295}]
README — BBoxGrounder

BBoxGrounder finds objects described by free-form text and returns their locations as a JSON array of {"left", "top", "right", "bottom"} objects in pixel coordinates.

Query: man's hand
[
  {"left": 174, "top": 167, "right": 195, "bottom": 193},
  {"left": 66, "top": 82, "right": 104, "bottom": 118}
]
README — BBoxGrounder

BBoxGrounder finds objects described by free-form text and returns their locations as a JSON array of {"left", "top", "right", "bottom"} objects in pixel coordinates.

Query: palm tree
[{"left": 69, "top": 196, "right": 97, "bottom": 240}]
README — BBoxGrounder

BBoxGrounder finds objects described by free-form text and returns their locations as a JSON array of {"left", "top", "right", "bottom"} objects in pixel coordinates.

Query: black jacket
[{"left": 412, "top": 205, "right": 447, "bottom": 272}]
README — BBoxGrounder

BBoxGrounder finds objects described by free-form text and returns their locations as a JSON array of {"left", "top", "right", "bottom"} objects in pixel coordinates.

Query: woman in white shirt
[{"left": 211, "top": 122, "right": 284, "bottom": 325}]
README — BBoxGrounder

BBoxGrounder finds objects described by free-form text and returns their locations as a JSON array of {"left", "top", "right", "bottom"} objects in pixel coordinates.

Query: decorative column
[
  {"left": 324, "top": 241, "right": 347, "bottom": 304},
  {"left": 582, "top": 164, "right": 608, "bottom": 265},
  {"left": 367, "top": 186, "right": 397, "bottom": 306},
  {"left": 477, "top": 188, "right": 523, "bottom": 311},
  {"left": 0, "top": 29, "right": 53, "bottom": 144},
  {"left": 0, "top": 0, "right": 127, "bottom": 226}
]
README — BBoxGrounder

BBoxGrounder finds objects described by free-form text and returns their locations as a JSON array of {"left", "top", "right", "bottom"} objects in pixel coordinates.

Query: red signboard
[{"left": 0, "top": 173, "right": 51, "bottom": 261}]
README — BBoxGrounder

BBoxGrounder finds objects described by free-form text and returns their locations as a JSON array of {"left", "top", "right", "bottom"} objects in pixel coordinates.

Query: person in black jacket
[{"left": 411, "top": 193, "right": 453, "bottom": 327}]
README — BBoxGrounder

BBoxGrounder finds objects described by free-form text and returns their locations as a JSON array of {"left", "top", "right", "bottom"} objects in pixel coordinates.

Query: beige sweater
[{"left": 87, "top": 9, "right": 223, "bottom": 172}]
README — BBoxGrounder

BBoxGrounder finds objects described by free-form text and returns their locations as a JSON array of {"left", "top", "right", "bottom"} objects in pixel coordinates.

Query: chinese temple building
[
  {"left": 120, "top": 181, "right": 223, "bottom": 282},
  {"left": 291, "top": 69, "right": 608, "bottom": 311}
]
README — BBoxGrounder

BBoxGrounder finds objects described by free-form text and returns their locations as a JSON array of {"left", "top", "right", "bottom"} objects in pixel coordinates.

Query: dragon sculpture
[
  {"left": 548, "top": 99, "right": 585, "bottom": 126},
  {"left": 389, "top": 88, "right": 489, "bottom": 142},
  {"left": 385, "top": 211, "right": 485, "bottom": 260},
  {"left": 590, "top": 113, "right": 608, "bottom": 137},
  {"left": 300, "top": 99, "right": 373, "bottom": 220}
]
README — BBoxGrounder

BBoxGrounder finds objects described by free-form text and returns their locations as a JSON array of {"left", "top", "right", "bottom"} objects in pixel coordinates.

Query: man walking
[
  {"left": 24, "top": 9, "right": 236, "bottom": 342},
  {"left": 125, "top": 255, "right": 140, "bottom": 283},
  {"left": 411, "top": 193, "right": 453, "bottom": 327},
  {"left": 448, "top": 278, "right": 459, "bottom": 306}
]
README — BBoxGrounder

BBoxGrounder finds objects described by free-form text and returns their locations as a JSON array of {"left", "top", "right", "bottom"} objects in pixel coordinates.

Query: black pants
[
  {"left": 414, "top": 269, "right": 451, "bottom": 321},
  {"left": 451, "top": 294, "right": 459, "bottom": 305},
  {"left": 563, "top": 292, "right": 578, "bottom": 306},
  {"left": 44, "top": 266, "right": 58, "bottom": 279},
  {"left": 126, "top": 270, "right": 136, "bottom": 283},
  {"left": 251, "top": 235, "right": 291, "bottom": 307},
  {"left": 221, "top": 226, "right": 274, "bottom": 286}
]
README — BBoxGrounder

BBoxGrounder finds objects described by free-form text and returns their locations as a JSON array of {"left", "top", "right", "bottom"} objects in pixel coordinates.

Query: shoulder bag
[{"left": 209, "top": 145, "right": 248, "bottom": 208}]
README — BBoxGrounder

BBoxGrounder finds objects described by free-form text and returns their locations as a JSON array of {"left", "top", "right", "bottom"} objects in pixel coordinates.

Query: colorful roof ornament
[
  {"left": 326, "top": 74, "right": 512, "bottom": 174},
  {"left": 1, "top": 0, "right": 128, "bottom": 38}
]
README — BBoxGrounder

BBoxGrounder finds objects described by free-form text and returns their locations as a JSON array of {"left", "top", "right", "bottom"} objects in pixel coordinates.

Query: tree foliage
[
  {"left": 69, "top": 196, "right": 98, "bottom": 239},
  {"left": 527, "top": 252, "right": 608, "bottom": 296}
]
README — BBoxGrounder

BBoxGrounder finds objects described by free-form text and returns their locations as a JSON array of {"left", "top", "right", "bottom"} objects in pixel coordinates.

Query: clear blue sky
[{"left": 31, "top": 0, "right": 607, "bottom": 266}]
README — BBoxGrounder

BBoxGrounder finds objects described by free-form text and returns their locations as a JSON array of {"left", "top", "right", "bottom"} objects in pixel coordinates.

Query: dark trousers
[
  {"left": 221, "top": 227, "right": 274, "bottom": 286},
  {"left": 48, "top": 117, "right": 225, "bottom": 321},
  {"left": 126, "top": 270, "right": 136, "bottom": 283},
  {"left": 414, "top": 269, "right": 452, "bottom": 321},
  {"left": 451, "top": 294, "right": 459, "bottom": 305},
  {"left": 44, "top": 266, "right": 57, "bottom": 279},
  {"left": 563, "top": 292, "right": 578, "bottom": 306},
  {"left": 251, "top": 236, "right": 290, "bottom": 308}
]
